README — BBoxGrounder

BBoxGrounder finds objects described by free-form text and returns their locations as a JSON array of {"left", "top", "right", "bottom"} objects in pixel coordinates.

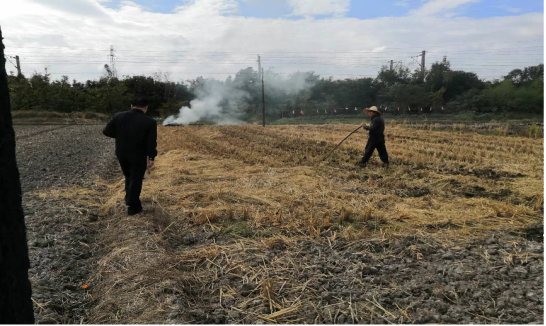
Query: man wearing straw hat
[{"left": 356, "top": 106, "right": 389, "bottom": 168}]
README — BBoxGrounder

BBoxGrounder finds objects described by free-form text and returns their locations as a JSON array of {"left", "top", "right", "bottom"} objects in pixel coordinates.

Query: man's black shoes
[
  {"left": 355, "top": 161, "right": 390, "bottom": 168},
  {"left": 355, "top": 161, "right": 367, "bottom": 168},
  {"left": 128, "top": 207, "right": 143, "bottom": 216}
]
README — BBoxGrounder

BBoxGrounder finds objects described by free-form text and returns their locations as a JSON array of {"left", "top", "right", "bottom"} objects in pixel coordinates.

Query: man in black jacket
[
  {"left": 103, "top": 97, "right": 157, "bottom": 215},
  {"left": 356, "top": 106, "right": 389, "bottom": 168}
]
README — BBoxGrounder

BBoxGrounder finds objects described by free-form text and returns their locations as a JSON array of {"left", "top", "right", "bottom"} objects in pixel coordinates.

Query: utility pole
[
  {"left": 443, "top": 55, "right": 447, "bottom": 64},
  {"left": 257, "top": 55, "right": 261, "bottom": 115},
  {"left": 421, "top": 50, "right": 426, "bottom": 81},
  {"left": 389, "top": 60, "right": 393, "bottom": 71},
  {"left": 109, "top": 45, "right": 117, "bottom": 78},
  {"left": 257, "top": 55, "right": 262, "bottom": 78},
  {"left": 261, "top": 67, "right": 265, "bottom": 127},
  {"left": 15, "top": 55, "right": 22, "bottom": 78},
  {"left": 4, "top": 54, "right": 23, "bottom": 78}
]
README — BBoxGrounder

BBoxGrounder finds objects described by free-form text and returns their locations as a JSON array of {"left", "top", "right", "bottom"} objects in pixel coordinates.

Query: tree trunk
[{"left": 0, "top": 27, "right": 35, "bottom": 323}]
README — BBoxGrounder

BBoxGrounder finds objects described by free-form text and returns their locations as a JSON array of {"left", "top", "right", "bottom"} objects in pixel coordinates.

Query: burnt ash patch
[
  {"left": 462, "top": 185, "right": 512, "bottom": 200},
  {"left": 16, "top": 125, "right": 117, "bottom": 323},
  {"left": 472, "top": 168, "right": 526, "bottom": 180},
  {"left": 514, "top": 222, "right": 544, "bottom": 242},
  {"left": 164, "top": 235, "right": 543, "bottom": 324},
  {"left": 438, "top": 166, "right": 527, "bottom": 180}
]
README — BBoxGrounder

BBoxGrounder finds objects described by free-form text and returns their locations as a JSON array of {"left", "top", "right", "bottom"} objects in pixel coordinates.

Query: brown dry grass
[
  {"left": 45, "top": 124, "right": 543, "bottom": 323},
  {"left": 148, "top": 125, "right": 542, "bottom": 240}
]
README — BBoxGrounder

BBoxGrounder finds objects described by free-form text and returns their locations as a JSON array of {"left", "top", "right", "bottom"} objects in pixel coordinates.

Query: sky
[{"left": 0, "top": 0, "right": 543, "bottom": 82}]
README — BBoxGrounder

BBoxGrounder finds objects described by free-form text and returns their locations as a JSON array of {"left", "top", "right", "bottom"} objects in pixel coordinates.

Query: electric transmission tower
[
  {"left": 410, "top": 50, "right": 426, "bottom": 81},
  {"left": 108, "top": 45, "right": 118, "bottom": 78}
]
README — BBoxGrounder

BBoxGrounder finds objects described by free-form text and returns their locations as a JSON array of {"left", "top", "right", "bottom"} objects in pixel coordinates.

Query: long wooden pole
[{"left": 321, "top": 125, "right": 362, "bottom": 162}]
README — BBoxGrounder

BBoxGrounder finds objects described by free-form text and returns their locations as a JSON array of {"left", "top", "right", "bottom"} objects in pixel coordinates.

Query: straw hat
[{"left": 363, "top": 106, "right": 381, "bottom": 115}]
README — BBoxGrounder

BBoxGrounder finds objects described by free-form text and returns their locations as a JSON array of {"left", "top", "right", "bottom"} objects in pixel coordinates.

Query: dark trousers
[
  {"left": 117, "top": 155, "right": 147, "bottom": 211},
  {"left": 361, "top": 134, "right": 389, "bottom": 164}
]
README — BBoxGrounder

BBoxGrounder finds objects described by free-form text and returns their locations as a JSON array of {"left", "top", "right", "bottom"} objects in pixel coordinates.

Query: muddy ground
[{"left": 15, "top": 124, "right": 544, "bottom": 324}]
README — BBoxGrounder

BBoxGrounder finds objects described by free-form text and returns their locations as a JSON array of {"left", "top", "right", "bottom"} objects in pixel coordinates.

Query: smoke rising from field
[
  {"left": 162, "top": 70, "right": 318, "bottom": 125},
  {"left": 163, "top": 78, "right": 246, "bottom": 125},
  {"left": 265, "top": 71, "right": 318, "bottom": 95}
]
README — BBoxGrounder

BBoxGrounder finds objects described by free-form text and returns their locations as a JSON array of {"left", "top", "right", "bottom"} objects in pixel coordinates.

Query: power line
[
  {"left": 21, "top": 62, "right": 542, "bottom": 69},
  {"left": 4, "top": 55, "right": 17, "bottom": 69},
  {"left": 26, "top": 71, "right": 377, "bottom": 76},
  {"left": 8, "top": 51, "right": 543, "bottom": 61},
  {"left": 8, "top": 44, "right": 541, "bottom": 82},
  {"left": 7, "top": 44, "right": 542, "bottom": 53},
  {"left": 4, "top": 39, "right": 542, "bottom": 53},
  {"left": 11, "top": 51, "right": 544, "bottom": 59},
  {"left": 21, "top": 71, "right": 511, "bottom": 80}
]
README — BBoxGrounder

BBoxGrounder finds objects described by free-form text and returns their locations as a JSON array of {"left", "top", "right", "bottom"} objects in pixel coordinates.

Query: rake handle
[{"left": 321, "top": 125, "right": 362, "bottom": 162}]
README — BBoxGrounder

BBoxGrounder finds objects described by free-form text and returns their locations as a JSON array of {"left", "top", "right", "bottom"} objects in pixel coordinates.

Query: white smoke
[
  {"left": 162, "top": 70, "right": 318, "bottom": 126},
  {"left": 163, "top": 78, "right": 246, "bottom": 126},
  {"left": 163, "top": 98, "right": 244, "bottom": 126},
  {"left": 265, "top": 71, "right": 318, "bottom": 94}
]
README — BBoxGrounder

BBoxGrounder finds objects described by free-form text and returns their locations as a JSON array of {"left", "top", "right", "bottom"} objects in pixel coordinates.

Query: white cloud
[
  {"left": 1, "top": 0, "right": 543, "bottom": 82},
  {"left": 27, "top": 0, "right": 111, "bottom": 18},
  {"left": 410, "top": 0, "right": 481, "bottom": 16},
  {"left": 498, "top": 6, "right": 522, "bottom": 14},
  {"left": 175, "top": 0, "right": 239, "bottom": 15},
  {"left": 395, "top": 0, "right": 411, "bottom": 8},
  {"left": 287, "top": 0, "right": 350, "bottom": 17}
]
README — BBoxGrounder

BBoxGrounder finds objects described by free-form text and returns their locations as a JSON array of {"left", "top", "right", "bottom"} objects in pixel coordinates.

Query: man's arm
[
  {"left": 363, "top": 118, "right": 379, "bottom": 131},
  {"left": 102, "top": 114, "right": 117, "bottom": 138},
  {"left": 146, "top": 120, "right": 158, "bottom": 161}
]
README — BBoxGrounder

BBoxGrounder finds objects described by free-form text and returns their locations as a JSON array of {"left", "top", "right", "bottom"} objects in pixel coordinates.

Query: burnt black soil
[
  {"left": 16, "top": 125, "right": 118, "bottom": 323},
  {"left": 162, "top": 226, "right": 544, "bottom": 324}
]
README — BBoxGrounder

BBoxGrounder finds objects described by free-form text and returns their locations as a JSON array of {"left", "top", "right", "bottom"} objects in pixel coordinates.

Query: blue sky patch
[{"left": 100, "top": 0, "right": 543, "bottom": 18}]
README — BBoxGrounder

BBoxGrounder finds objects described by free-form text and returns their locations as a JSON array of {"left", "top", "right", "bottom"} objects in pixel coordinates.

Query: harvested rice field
[{"left": 20, "top": 124, "right": 543, "bottom": 324}]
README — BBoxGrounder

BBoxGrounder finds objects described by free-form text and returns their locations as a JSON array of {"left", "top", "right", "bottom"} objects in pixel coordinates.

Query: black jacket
[
  {"left": 103, "top": 109, "right": 158, "bottom": 160},
  {"left": 363, "top": 115, "right": 385, "bottom": 135}
]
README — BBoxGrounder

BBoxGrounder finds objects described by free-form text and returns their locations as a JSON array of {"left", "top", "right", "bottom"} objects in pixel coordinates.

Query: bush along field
[{"left": 43, "top": 124, "right": 543, "bottom": 324}]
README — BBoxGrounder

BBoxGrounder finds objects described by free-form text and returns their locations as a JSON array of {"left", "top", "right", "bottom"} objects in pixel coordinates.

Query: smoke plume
[
  {"left": 163, "top": 77, "right": 247, "bottom": 125},
  {"left": 163, "top": 70, "right": 317, "bottom": 125}
]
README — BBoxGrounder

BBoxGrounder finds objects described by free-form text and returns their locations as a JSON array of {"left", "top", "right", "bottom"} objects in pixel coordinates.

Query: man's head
[
  {"left": 131, "top": 97, "right": 149, "bottom": 113},
  {"left": 363, "top": 106, "right": 381, "bottom": 117}
]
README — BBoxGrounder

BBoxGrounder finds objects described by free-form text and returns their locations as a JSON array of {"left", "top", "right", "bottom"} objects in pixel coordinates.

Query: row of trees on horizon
[{"left": 6, "top": 61, "right": 544, "bottom": 121}]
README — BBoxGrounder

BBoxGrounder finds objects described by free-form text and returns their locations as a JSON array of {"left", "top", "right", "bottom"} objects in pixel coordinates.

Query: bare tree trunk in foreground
[{"left": 0, "top": 26, "right": 35, "bottom": 324}]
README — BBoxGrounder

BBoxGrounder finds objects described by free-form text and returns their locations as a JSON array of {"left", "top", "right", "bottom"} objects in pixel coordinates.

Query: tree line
[{"left": 7, "top": 61, "right": 543, "bottom": 120}]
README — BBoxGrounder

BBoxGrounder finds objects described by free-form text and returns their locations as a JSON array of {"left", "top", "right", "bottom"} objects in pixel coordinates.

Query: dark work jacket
[
  {"left": 103, "top": 109, "right": 158, "bottom": 160},
  {"left": 363, "top": 115, "right": 385, "bottom": 135}
]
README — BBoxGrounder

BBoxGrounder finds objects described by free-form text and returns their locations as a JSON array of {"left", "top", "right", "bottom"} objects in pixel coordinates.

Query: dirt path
[{"left": 15, "top": 125, "right": 118, "bottom": 323}]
